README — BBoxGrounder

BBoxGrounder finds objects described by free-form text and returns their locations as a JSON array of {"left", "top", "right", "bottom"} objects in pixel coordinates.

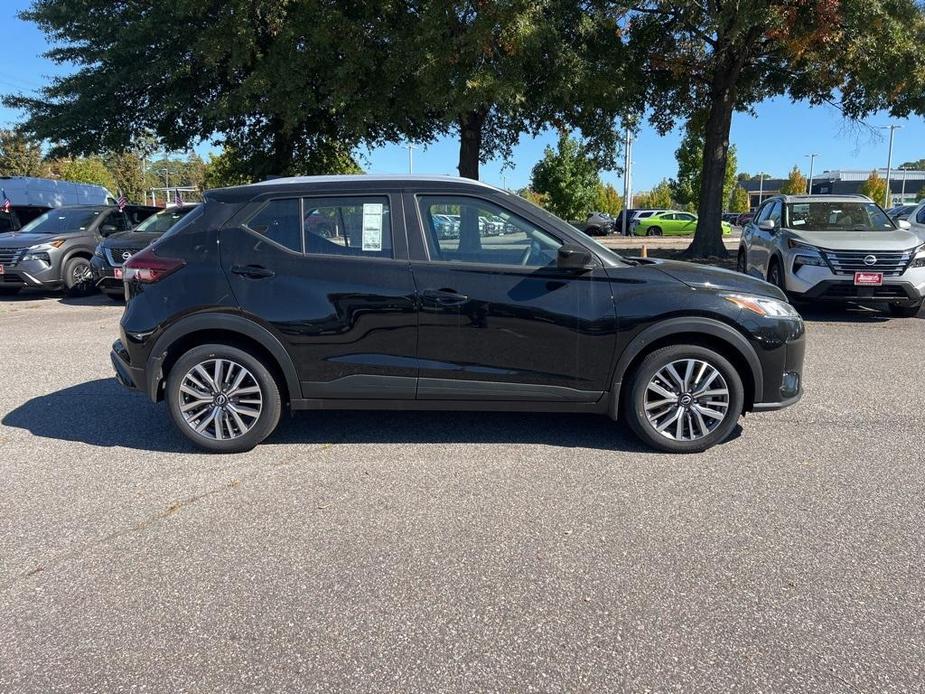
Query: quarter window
[
  {"left": 303, "top": 197, "right": 392, "bottom": 259},
  {"left": 418, "top": 196, "right": 562, "bottom": 267},
  {"left": 246, "top": 198, "right": 302, "bottom": 252}
]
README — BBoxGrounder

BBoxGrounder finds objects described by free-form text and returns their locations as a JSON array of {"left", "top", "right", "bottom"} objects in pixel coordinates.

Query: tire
[
  {"left": 766, "top": 258, "right": 785, "bottom": 292},
  {"left": 736, "top": 249, "right": 747, "bottom": 274},
  {"left": 63, "top": 256, "right": 95, "bottom": 296},
  {"left": 166, "top": 344, "right": 282, "bottom": 453},
  {"left": 887, "top": 301, "right": 923, "bottom": 318},
  {"left": 0, "top": 286, "right": 21, "bottom": 296},
  {"left": 624, "top": 344, "right": 745, "bottom": 453},
  {"left": 646, "top": 227, "right": 663, "bottom": 237}
]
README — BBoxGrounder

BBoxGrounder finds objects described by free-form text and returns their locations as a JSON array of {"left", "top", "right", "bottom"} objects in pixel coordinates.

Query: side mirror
[
  {"left": 757, "top": 219, "right": 776, "bottom": 231},
  {"left": 897, "top": 219, "right": 912, "bottom": 230},
  {"left": 100, "top": 224, "right": 118, "bottom": 236},
  {"left": 557, "top": 244, "right": 595, "bottom": 272}
]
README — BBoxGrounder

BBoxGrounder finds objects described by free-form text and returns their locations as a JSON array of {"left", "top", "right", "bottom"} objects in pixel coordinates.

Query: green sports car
[{"left": 634, "top": 210, "right": 732, "bottom": 237}]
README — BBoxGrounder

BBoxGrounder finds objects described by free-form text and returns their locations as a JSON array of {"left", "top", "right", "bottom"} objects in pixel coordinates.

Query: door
[
  {"left": 220, "top": 193, "right": 419, "bottom": 399},
  {"left": 408, "top": 193, "right": 617, "bottom": 402},
  {"left": 745, "top": 200, "right": 777, "bottom": 276},
  {"left": 675, "top": 213, "right": 697, "bottom": 235}
]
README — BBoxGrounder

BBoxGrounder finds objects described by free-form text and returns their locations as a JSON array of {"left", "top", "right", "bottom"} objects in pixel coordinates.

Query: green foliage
[
  {"left": 672, "top": 118, "right": 738, "bottom": 212},
  {"left": 859, "top": 170, "right": 888, "bottom": 204},
  {"left": 47, "top": 156, "right": 115, "bottom": 192},
  {"left": 635, "top": 180, "right": 674, "bottom": 210},
  {"left": 104, "top": 151, "right": 146, "bottom": 203},
  {"left": 779, "top": 166, "right": 808, "bottom": 195},
  {"left": 517, "top": 187, "right": 548, "bottom": 209},
  {"left": 900, "top": 159, "right": 925, "bottom": 170},
  {"left": 203, "top": 149, "right": 252, "bottom": 190},
  {"left": 594, "top": 182, "right": 623, "bottom": 216},
  {"left": 730, "top": 186, "right": 750, "bottom": 213},
  {"left": 0, "top": 130, "right": 46, "bottom": 177},
  {"left": 530, "top": 133, "right": 601, "bottom": 220},
  {"left": 916, "top": 186, "right": 925, "bottom": 202}
]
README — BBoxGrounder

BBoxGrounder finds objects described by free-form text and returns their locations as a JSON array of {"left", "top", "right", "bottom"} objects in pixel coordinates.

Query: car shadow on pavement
[
  {"left": 0, "top": 378, "right": 742, "bottom": 454},
  {"left": 0, "top": 289, "right": 113, "bottom": 306},
  {"left": 797, "top": 304, "right": 898, "bottom": 323}
]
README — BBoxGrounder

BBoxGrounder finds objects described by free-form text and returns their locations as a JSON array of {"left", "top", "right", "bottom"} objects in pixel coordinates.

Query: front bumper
[
  {"left": 111, "top": 339, "right": 144, "bottom": 391},
  {"left": 0, "top": 257, "right": 63, "bottom": 288},
  {"left": 784, "top": 255, "right": 925, "bottom": 304},
  {"left": 91, "top": 255, "right": 124, "bottom": 294}
]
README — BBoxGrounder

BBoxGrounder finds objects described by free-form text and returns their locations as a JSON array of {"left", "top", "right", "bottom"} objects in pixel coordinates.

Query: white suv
[{"left": 736, "top": 194, "right": 925, "bottom": 317}]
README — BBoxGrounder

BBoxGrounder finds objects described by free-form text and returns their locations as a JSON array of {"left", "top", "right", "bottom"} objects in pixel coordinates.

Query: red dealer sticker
[{"left": 854, "top": 272, "right": 883, "bottom": 286}]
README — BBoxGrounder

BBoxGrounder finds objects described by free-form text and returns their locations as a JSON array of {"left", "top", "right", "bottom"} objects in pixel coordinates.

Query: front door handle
[
  {"left": 231, "top": 264, "right": 275, "bottom": 279},
  {"left": 421, "top": 288, "right": 469, "bottom": 306}
]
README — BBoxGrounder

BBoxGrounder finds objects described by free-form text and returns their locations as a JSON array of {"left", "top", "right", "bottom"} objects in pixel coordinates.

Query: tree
[
  {"left": 635, "top": 179, "right": 674, "bottom": 210},
  {"left": 0, "top": 130, "right": 46, "bottom": 177},
  {"left": 530, "top": 133, "right": 601, "bottom": 220},
  {"left": 594, "top": 182, "right": 623, "bottom": 216},
  {"left": 779, "top": 166, "right": 808, "bottom": 196},
  {"left": 917, "top": 187, "right": 925, "bottom": 202},
  {"left": 105, "top": 151, "right": 146, "bottom": 202},
  {"left": 859, "top": 170, "right": 888, "bottom": 205},
  {"left": 900, "top": 159, "right": 925, "bottom": 170},
  {"left": 729, "top": 186, "right": 750, "bottom": 213},
  {"left": 624, "top": 0, "right": 925, "bottom": 258},
  {"left": 47, "top": 156, "right": 115, "bottom": 191},
  {"left": 672, "top": 117, "right": 738, "bottom": 212}
]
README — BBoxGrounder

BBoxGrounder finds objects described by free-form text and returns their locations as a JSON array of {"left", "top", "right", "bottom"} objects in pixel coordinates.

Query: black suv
[
  {"left": 92, "top": 204, "right": 199, "bottom": 300},
  {"left": 111, "top": 176, "right": 805, "bottom": 454},
  {"left": 0, "top": 204, "right": 157, "bottom": 295}
]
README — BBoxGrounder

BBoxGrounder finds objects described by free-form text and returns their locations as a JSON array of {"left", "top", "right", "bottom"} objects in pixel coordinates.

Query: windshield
[
  {"left": 19, "top": 208, "right": 104, "bottom": 234},
  {"left": 786, "top": 202, "right": 895, "bottom": 232},
  {"left": 134, "top": 206, "right": 195, "bottom": 234}
]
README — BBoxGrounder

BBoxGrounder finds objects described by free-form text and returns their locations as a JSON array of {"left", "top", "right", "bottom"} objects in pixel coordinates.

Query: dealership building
[{"left": 740, "top": 169, "right": 925, "bottom": 209}]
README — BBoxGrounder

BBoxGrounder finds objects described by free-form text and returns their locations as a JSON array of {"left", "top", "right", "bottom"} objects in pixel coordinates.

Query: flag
[
  {"left": 173, "top": 189, "right": 182, "bottom": 206},
  {"left": 1, "top": 189, "right": 10, "bottom": 214},
  {"left": 117, "top": 192, "right": 127, "bottom": 211}
]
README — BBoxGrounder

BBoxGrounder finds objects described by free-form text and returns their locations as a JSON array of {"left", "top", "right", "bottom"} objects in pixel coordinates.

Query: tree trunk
[
  {"left": 685, "top": 74, "right": 737, "bottom": 259},
  {"left": 457, "top": 110, "right": 484, "bottom": 180}
]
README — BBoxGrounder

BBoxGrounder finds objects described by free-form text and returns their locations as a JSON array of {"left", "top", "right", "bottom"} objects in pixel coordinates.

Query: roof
[
  {"left": 770, "top": 194, "right": 873, "bottom": 204},
  {"left": 250, "top": 174, "right": 497, "bottom": 188}
]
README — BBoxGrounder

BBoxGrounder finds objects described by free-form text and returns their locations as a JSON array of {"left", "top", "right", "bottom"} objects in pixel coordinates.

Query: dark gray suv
[{"left": 0, "top": 204, "right": 157, "bottom": 295}]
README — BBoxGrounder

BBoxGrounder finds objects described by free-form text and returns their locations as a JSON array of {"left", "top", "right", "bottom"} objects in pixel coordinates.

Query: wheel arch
[
  {"left": 609, "top": 317, "right": 762, "bottom": 419},
  {"left": 144, "top": 313, "right": 300, "bottom": 405}
]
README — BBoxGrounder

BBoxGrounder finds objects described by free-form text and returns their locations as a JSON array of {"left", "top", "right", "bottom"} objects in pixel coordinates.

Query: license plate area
[
  {"left": 854, "top": 272, "right": 883, "bottom": 286},
  {"left": 114, "top": 268, "right": 123, "bottom": 280}
]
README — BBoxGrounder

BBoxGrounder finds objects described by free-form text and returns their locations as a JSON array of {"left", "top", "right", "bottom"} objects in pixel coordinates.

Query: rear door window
[{"left": 245, "top": 199, "right": 302, "bottom": 252}]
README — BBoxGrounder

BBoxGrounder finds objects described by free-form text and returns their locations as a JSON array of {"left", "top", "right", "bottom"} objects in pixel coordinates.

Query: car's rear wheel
[
  {"left": 625, "top": 345, "right": 744, "bottom": 453},
  {"left": 887, "top": 300, "right": 923, "bottom": 318},
  {"left": 63, "top": 257, "right": 94, "bottom": 296},
  {"left": 646, "top": 226, "right": 662, "bottom": 237},
  {"left": 166, "top": 344, "right": 282, "bottom": 453}
]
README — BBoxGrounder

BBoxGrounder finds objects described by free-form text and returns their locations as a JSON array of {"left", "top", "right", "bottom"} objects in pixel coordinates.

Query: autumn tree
[
  {"left": 105, "top": 151, "right": 146, "bottom": 202},
  {"left": 859, "top": 170, "right": 888, "bottom": 205},
  {"left": 47, "top": 156, "right": 115, "bottom": 191},
  {"left": 624, "top": 0, "right": 925, "bottom": 257},
  {"left": 729, "top": 186, "right": 750, "bottom": 213},
  {"left": 0, "top": 130, "right": 46, "bottom": 177},
  {"left": 635, "top": 180, "right": 674, "bottom": 210},
  {"left": 779, "top": 166, "right": 808, "bottom": 195},
  {"left": 594, "top": 182, "right": 623, "bottom": 216}
]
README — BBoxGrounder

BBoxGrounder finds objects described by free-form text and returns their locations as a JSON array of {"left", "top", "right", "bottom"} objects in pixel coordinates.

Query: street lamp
[
  {"left": 406, "top": 143, "right": 417, "bottom": 175},
  {"left": 805, "top": 154, "right": 820, "bottom": 195},
  {"left": 880, "top": 125, "right": 902, "bottom": 208}
]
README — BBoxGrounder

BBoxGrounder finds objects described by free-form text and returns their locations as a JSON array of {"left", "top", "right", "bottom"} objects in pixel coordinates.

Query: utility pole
[
  {"left": 805, "top": 154, "right": 819, "bottom": 195},
  {"left": 406, "top": 143, "right": 417, "bottom": 175},
  {"left": 881, "top": 125, "right": 902, "bottom": 208},
  {"left": 758, "top": 173, "right": 765, "bottom": 208},
  {"left": 621, "top": 128, "right": 633, "bottom": 236},
  {"left": 900, "top": 167, "right": 908, "bottom": 203}
]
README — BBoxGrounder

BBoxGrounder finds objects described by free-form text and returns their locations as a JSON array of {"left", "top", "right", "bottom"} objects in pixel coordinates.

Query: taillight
[{"left": 123, "top": 247, "right": 185, "bottom": 283}]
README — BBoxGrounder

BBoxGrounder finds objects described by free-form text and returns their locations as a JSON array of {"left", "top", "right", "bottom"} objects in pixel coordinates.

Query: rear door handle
[
  {"left": 421, "top": 288, "right": 468, "bottom": 306},
  {"left": 231, "top": 264, "right": 275, "bottom": 279}
]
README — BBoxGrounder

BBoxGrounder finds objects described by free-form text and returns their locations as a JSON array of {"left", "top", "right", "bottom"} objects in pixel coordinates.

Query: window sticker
[
  {"left": 792, "top": 219, "right": 805, "bottom": 225},
  {"left": 362, "top": 203, "right": 384, "bottom": 251}
]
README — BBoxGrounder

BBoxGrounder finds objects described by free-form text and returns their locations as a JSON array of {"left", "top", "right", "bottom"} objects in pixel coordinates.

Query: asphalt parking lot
[{"left": 0, "top": 291, "right": 923, "bottom": 692}]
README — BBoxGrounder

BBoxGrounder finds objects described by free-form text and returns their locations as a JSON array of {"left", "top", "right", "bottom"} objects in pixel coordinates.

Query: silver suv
[{"left": 736, "top": 194, "right": 925, "bottom": 317}]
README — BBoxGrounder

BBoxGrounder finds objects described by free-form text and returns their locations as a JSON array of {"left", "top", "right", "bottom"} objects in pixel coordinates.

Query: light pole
[
  {"left": 805, "top": 154, "right": 819, "bottom": 195},
  {"left": 900, "top": 167, "right": 908, "bottom": 203},
  {"left": 621, "top": 128, "right": 633, "bottom": 236},
  {"left": 406, "top": 143, "right": 417, "bottom": 175},
  {"left": 757, "top": 173, "right": 765, "bottom": 208},
  {"left": 880, "top": 125, "right": 902, "bottom": 208}
]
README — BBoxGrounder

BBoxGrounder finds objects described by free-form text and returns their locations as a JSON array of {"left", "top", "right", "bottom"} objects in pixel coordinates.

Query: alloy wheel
[
  {"left": 644, "top": 358, "right": 730, "bottom": 441},
  {"left": 178, "top": 358, "right": 263, "bottom": 440}
]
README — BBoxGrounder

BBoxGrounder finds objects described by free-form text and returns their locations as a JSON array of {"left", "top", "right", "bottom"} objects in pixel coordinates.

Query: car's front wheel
[
  {"left": 166, "top": 344, "right": 282, "bottom": 453},
  {"left": 63, "top": 257, "right": 94, "bottom": 296},
  {"left": 625, "top": 345, "right": 745, "bottom": 453}
]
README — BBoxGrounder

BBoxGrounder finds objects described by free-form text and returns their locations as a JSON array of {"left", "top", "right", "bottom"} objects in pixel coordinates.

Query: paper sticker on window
[{"left": 362, "top": 203, "right": 384, "bottom": 251}]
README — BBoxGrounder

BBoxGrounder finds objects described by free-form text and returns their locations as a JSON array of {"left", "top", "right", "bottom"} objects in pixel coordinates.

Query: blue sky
[{"left": 3, "top": 0, "right": 923, "bottom": 193}]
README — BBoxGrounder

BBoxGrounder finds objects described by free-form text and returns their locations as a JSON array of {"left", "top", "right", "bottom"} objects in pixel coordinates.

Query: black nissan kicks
[{"left": 111, "top": 176, "right": 805, "bottom": 454}]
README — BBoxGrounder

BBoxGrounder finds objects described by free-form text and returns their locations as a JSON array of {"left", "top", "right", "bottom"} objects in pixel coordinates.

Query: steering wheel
[{"left": 519, "top": 240, "right": 541, "bottom": 266}]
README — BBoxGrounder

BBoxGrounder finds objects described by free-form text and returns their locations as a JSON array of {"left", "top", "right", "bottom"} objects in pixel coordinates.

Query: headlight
[
  {"left": 911, "top": 244, "right": 925, "bottom": 269},
  {"left": 723, "top": 293, "right": 801, "bottom": 319}
]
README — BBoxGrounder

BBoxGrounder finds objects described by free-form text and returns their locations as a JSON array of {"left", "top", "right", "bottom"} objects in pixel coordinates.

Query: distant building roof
[{"left": 815, "top": 169, "right": 925, "bottom": 182}]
